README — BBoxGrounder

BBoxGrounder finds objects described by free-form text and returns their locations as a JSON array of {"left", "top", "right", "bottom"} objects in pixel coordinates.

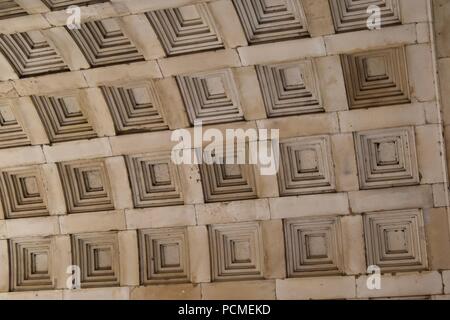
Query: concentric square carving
[
  {"left": 0, "top": 166, "right": 49, "bottom": 219},
  {"left": 9, "top": 237, "right": 54, "bottom": 291},
  {"left": 355, "top": 126, "right": 419, "bottom": 189},
  {"left": 341, "top": 47, "right": 410, "bottom": 109},
  {"left": 329, "top": 0, "right": 402, "bottom": 33},
  {"left": 177, "top": 69, "right": 244, "bottom": 125},
  {"left": 42, "top": 0, "right": 108, "bottom": 11},
  {"left": 139, "top": 227, "right": 190, "bottom": 284},
  {"left": 284, "top": 216, "right": 343, "bottom": 276},
  {"left": 31, "top": 93, "right": 97, "bottom": 143},
  {"left": 58, "top": 159, "right": 115, "bottom": 214},
  {"left": 146, "top": 4, "right": 224, "bottom": 56},
  {"left": 71, "top": 232, "right": 120, "bottom": 288},
  {"left": 209, "top": 222, "right": 264, "bottom": 281},
  {"left": 232, "top": 0, "right": 309, "bottom": 44},
  {"left": 256, "top": 60, "right": 323, "bottom": 117},
  {"left": 0, "top": 1, "right": 27, "bottom": 20},
  {"left": 0, "top": 30, "right": 68, "bottom": 77},
  {"left": 0, "top": 101, "right": 30, "bottom": 149},
  {"left": 364, "top": 209, "right": 428, "bottom": 272},
  {"left": 100, "top": 82, "right": 168, "bottom": 134},
  {"left": 126, "top": 152, "right": 184, "bottom": 208},
  {"left": 278, "top": 135, "right": 335, "bottom": 196},
  {"left": 67, "top": 18, "right": 145, "bottom": 67}
]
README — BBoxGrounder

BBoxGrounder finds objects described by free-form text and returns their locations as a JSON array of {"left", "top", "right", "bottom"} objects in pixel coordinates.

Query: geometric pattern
[
  {"left": 138, "top": 227, "right": 190, "bottom": 284},
  {"left": 329, "top": 0, "right": 402, "bottom": 33},
  {"left": 256, "top": 59, "right": 323, "bottom": 117},
  {"left": 0, "top": 1, "right": 27, "bottom": 20},
  {"left": 354, "top": 126, "right": 419, "bottom": 189},
  {"left": 209, "top": 222, "right": 264, "bottom": 281},
  {"left": 284, "top": 216, "right": 343, "bottom": 277},
  {"left": 100, "top": 82, "right": 168, "bottom": 134},
  {"left": 341, "top": 47, "right": 410, "bottom": 109},
  {"left": 177, "top": 69, "right": 244, "bottom": 125},
  {"left": 278, "top": 135, "right": 335, "bottom": 196},
  {"left": 0, "top": 30, "right": 68, "bottom": 78},
  {"left": 71, "top": 232, "right": 120, "bottom": 288},
  {"left": 232, "top": 0, "right": 309, "bottom": 44},
  {"left": 58, "top": 159, "right": 115, "bottom": 214},
  {"left": 126, "top": 152, "right": 184, "bottom": 208},
  {"left": 363, "top": 209, "right": 428, "bottom": 273},
  {"left": 0, "top": 101, "right": 30, "bottom": 149},
  {"left": 146, "top": 4, "right": 224, "bottom": 56},
  {"left": 31, "top": 93, "right": 97, "bottom": 143},
  {"left": 9, "top": 237, "right": 54, "bottom": 291},
  {"left": 0, "top": 166, "right": 49, "bottom": 219},
  {"left": 41, "top": 0, "right": 109, "bottom": 11},
  {"left": 67, "top": 18, "right": 145, "bottom": 68}
]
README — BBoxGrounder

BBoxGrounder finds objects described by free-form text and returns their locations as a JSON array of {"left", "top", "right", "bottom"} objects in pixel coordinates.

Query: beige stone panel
[
  {"left": 302, "top": 0, "right": 335, "bottom": 37},
  {"left": 188, "top": 226, "right": 211, "bottom": 284},
  {"left": 254, "top": 164, "right": 280, "bottom": 199},
  {"left": 45, "top": 2, "right": 126, "bottom": 26},
  {"left": 257, "top": 113, "right": 339, "bottom": 139},
  {"left": 0, "top": 222, "right": 5, "bottom": 238},
  {"left": 406, "top": 44, "right": 436, "bottom": 102},
  {"left": 0, "top": 240, "right": 8, "bottom": 292},
  {"left": 158, "top": 50, "right": 241, "bottom": 77},
  {"left": 338, "top": 103, "right": 426, "bottom": 133},
  {"left": 356, "top": 272, "right": 442, "bottom": 298},
  {"left": 119, "top": 14, "right": 166, "bottom": 60},
  {"left": 325, "top": 24, "right": 417, "bottom": 55},
  {"left": 269, "top": 193, "right": 350, "bottom": 219},
  {"left": 0, "top": 14, "right": 50, "bottom": 34},
  {"left": 178, "top": 164, "right": 205, "bottom": 205},
  {"left": 110, "top": 131, "right": 176, "bottom": 156},
  {"left": 416, "top": 125, "right": 445, "bottom": 184},
  {"left": 262, "top": 220, "right": 286, "bottom": 279},
  {"left": 43, "top": 138, "right": 112, "bottom": 163},
  {"left": 444, "top": 271, "right": 450, "bottom": 294},
  {"left": 202, "top": 280, "right": 276, "bottom": 300},
  {"left": 6, "top": 216, "right": 60, "bottom": 238},
  {"left": 0, "top": 290, "right": 63, "bottom": 300},
  {"left": 0, "top": 53, "right": 19, "bottom": 81},
  {"left": 130, "top": 284, "right": 201, "bottom": 300},
  {"left": 316, "top": 55, "right": 349, "bottom": 112},
  {"left": 238, "top": 37, "right": 326, "bottom": 66},
  {"left": 432, "top": 184, "right": 448, "bottom": 208},
  {"left": 113, "top": 0, "right": 211, "bottom": 13},
  {"left": 81, "top": 88, "right": 116, "bottom": 137},
  {"left": 63, "top": 287, "right": 130, "bottom": 300},
  {"left": 348, "top": 185, "right": 434, "bottom": 214},
  {"left": 331, "top": 134, "right": 359, "bottom": 192},
  {"left": 82, "top": 61, "right": 162, "bottom": 87},
  {"left": 105, "top": 157, "right": 133, "bottom": 210},
  {"left": 15, "top": 0, "right": 49, "bottom": 14},
  {"left": 446, "top": 126, "right": 450, "bottom": 181},
  {"left": 434, "top": 0, "right": 450, "bottom": 58},
  {"left": 196, "top": 199, "right": 270, "bottom": 225},
  {"left": 54, "top": 235, "right": 72, "bottom": 290},
  {"left": 154, "top": 77, "right": 191, "bottom": 130},
  {"left": 423, "top": 208, "right": 450, "bottom": 270},
  {"left": 0, "top": 146, "right": 45, "bottom": 168},
  {"left": 233, "top": 66, "right": 267, "bottom": 121},
  {"left": 276, "top": 276, "right": 356, "bottom": 300},
  {"left": 341, "top": 215, "right": 366, "bottom": 275},
  {"left": 42, "top": 163, "right": 67, "bottom": 216},
  {"left": 439, "top": 59, "right": 450, "bottom": 124},
  {"left": 42, "top": 27, "right": 90, "bottom": 71},
  {"left": 400, "top": 0, "right": 429, "bottom": 23},
  {"left": 209, "top": 0, "right": 247, "bottom": 48},
  {"left": 60, "top": 211, "right": 126, "bottom": 234},
  {"left": 118, "top": 230, "right": 139, "bottom": 286},
  {"left": 424, "top": 101, "right": 440, "bottom": 124},
  {"left": 126, "top": 205, "right": 197, "bottom": 229},
  {"left": 433, "top": 295, "right": 450, "bottom": 300},
  {"left": 0, "top": 82, "right": 18, "bottom": 99},
  {"left": 416, "top": 23, "right": 430, "bottom": 44},
  {"left": 11, "top": 97, "right": 49, "bottom": 145}
]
